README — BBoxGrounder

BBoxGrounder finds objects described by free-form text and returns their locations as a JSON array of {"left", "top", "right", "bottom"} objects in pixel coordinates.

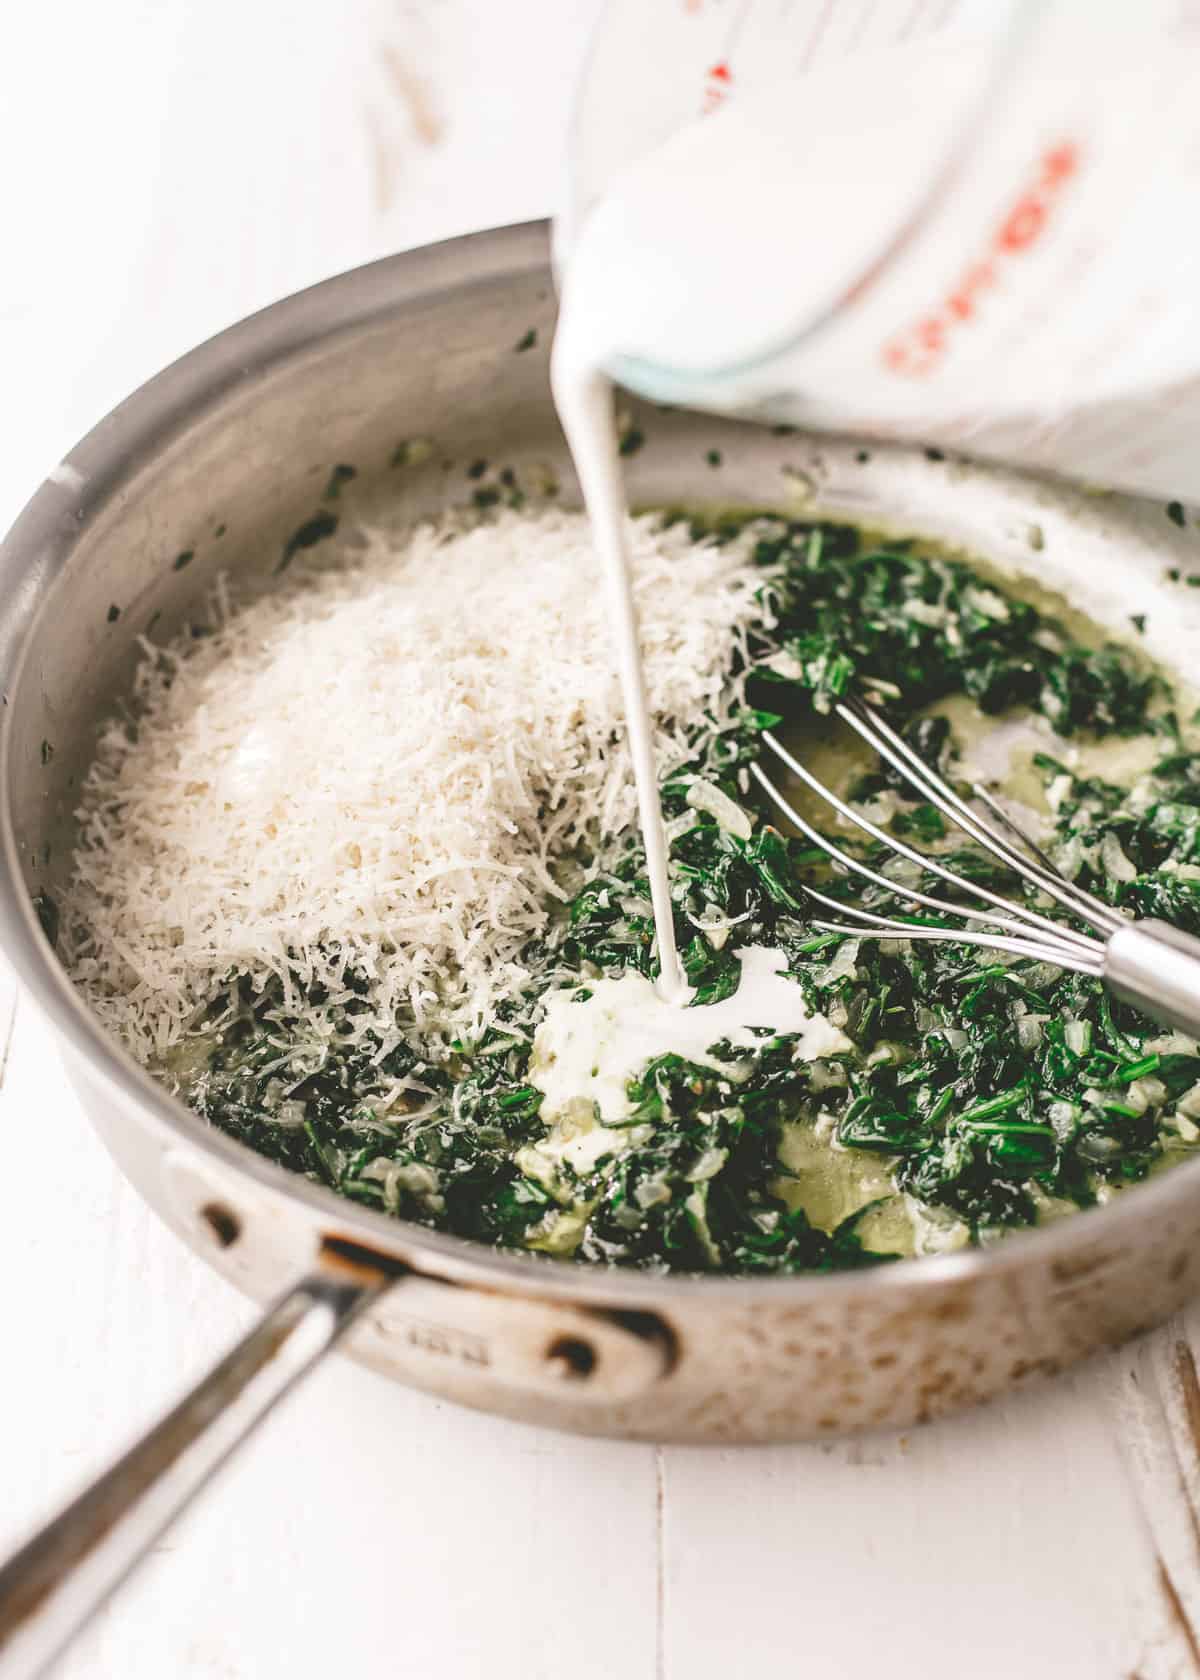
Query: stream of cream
[
  {"left": 547, "top": 69, "right": 943, "bottom": 1065},
  {"left": 551, "top": 259, "right": 829, "bottom": 1084},
  {"left": 550, "top": 345, "right": 688, "bottom": 1003},
  {"left": 549, "top": 43, "right": 982, "bottom": 1003}
]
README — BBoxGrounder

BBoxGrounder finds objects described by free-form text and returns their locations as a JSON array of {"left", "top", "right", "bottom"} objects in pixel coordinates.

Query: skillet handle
[{"left": 0, "top": 1241, "right": 396, "bottom": 1680}]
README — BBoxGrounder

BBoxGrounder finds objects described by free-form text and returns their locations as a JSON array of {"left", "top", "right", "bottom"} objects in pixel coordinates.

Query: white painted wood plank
[
  {"left": 0, "top": 0, "right": 600, "bottom": 533},
  {"left": 1105, "top": 1314, "right": 1200, "bottom": 1675},
  {"left": 659, "top": 1354, "right": 1200, "bottom": 1680}
]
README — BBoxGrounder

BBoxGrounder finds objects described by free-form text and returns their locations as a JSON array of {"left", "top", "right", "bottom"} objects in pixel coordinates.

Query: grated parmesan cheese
[{"left": 64, "top": 507, "right": 775, "bottom": 1065}]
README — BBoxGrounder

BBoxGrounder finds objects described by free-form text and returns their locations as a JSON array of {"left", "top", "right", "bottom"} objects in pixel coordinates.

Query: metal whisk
[{"left": 749, "top": 698, "right": 1200, "bottom": 1039}]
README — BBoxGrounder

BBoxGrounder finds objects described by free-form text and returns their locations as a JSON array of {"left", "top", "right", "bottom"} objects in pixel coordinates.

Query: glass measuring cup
[{"left": 558, "top": 0, "right": 1200, "bottom": 500}]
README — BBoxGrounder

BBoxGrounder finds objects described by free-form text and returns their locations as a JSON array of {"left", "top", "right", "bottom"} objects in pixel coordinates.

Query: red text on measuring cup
[{"left": 881, "top": 140, "right": 1081, "bottom": 378}]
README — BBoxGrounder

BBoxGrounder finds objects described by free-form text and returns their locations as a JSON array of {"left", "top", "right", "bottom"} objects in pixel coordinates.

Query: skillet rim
[{"left": 1, "top": 216, "right": 1194, "bottom": 1308}]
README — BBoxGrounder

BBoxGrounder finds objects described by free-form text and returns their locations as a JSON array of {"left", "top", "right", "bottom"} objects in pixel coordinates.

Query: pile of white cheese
[{"left": 65, "top": 507, "right": 775, "bottom": 1065}]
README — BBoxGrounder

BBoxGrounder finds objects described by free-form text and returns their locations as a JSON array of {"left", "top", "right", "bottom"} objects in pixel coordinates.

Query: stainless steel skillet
[{"left": 1, "top": 220, "right": 1199, "bottom": 1675}]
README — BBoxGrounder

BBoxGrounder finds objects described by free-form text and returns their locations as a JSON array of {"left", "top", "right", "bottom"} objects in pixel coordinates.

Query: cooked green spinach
[{"left": 185, "top": 515, "right": 1200, "bottom": 1274}]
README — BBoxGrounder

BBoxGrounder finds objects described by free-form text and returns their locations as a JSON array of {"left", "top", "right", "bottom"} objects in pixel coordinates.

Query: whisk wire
[
  {"left": 808, "top": 916, "right": 1107, "bottom": 976},
  {"left": 754, "top": 701, "right": 1117, "bottom": 978},
  {"left": 804, "top": 877, "right": 1100, "bottom": 973},
  {"left": 758, "top": 728, "right": 1102, "bottom": 957},
  {"left": 967, "top": 778, "right": 1125, "bottom": 932},
  {"left": 748, "top": 762, "right": 1076, "bottom": 950},
  {"left": 836, "top": 699, "right": 1124, "bottom": 937},
  {"left": 802, "top": 881, "right": 1087, "bottom": 963}
]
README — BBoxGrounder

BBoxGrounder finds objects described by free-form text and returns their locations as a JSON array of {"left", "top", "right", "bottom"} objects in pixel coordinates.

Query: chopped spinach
[
  {"left": 182, "top": 513, "right": 1200, "bottom": 1274},
  {"left": 322, "top": 463, "right": 357, "bottom": 501},
  {"left": 277, "top": 511, "right": 339, "bottom": 575}
]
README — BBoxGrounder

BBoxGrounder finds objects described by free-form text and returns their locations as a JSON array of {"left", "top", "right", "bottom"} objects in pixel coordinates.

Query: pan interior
[{"left": 9, "top": 238, "right": 1200, "bottom": 1269}]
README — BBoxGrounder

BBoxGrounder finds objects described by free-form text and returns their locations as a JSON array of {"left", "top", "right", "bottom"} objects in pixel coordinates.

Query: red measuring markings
[
  {"left": 702, "top": 60, "right": 733, "bottom": 114},
  {"left": 881, "top": 140, "right": 1081, "bottom": 378}
]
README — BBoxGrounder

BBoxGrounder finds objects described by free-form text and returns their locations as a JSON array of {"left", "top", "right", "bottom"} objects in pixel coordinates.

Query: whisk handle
[{"left": 1105, "top": 919, "right": 1200, "bottom": 1039}]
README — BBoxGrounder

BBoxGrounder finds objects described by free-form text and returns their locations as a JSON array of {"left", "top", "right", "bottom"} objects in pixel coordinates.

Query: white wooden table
[{"left": 4, "top": 5, "right": 1200, "bottom": 1675}]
